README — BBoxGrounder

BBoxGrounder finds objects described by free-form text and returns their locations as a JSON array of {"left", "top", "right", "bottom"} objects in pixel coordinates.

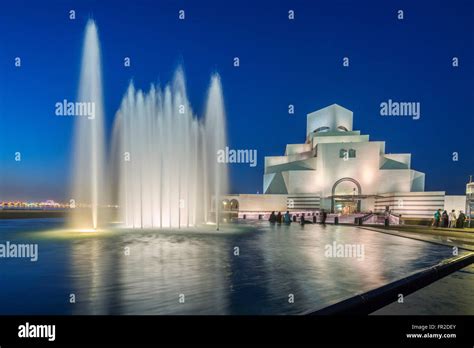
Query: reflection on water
[
  {"left": 0, "top": 219, "right": 460, "bottom": 314},
  {"left": 69, "top": 230, "right": 231, "bottom": 314}
]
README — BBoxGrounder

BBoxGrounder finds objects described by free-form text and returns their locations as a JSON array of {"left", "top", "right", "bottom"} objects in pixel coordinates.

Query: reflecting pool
[{"left": 0, "top": 219, "right": 460, "bottom": 314}]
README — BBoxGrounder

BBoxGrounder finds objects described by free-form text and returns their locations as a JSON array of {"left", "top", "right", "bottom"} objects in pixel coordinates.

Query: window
[
  {"left": 340, "top": 148, "right": 355, "bottom": 159},
  {"left": 313, "top": 126, "right": 330, "bottom": 133}
]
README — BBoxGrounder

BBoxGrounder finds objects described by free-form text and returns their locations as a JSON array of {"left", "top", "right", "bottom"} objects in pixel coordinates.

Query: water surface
[{"left": 0, "top": 219, "right": 459, "bottom": 314}]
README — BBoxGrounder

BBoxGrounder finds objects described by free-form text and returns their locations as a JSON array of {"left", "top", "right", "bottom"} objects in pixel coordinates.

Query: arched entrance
[
  {"left": 331, "top": 177, "right": 362, "bottom": 213},
  {"left": 229, "top": 199, "right": 239, "bottom": 211}
]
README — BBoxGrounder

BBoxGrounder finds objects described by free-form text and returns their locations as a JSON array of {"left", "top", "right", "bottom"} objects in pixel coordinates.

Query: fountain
[
  {"left": 204, "top": 75, "right": 229, "bottom": 230},
  {"left": 70, "top": 20, "right": 228, "bottom": 230},
  {"left": 112, "top": 69, "right": 228, "bottom": 228},
  {"left": 69, "top": 20, "right": 106, "bottom": 230}
]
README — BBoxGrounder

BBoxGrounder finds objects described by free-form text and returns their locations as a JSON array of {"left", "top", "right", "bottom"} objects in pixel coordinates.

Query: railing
[
  {"left": 357, "top": 212, "right": 401, "bottom": 225},
  {"left": 361, "top": 213, "right": 374, "bottom": 221},
  {"left": 389, "top": 213, "right": 401, "bottom": 225}
]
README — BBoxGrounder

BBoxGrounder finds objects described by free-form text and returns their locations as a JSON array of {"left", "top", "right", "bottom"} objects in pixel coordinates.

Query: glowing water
[
  {"left": 69, "top": 21, "right": 228, "bottom": 229},
  {"left": 204, "top": 75, "right": 229, "bottom": 230},
  {"left": 113, "top": 69, "right": 228, "bottom": 228},
  {"left": 70, "top": 20, "right": 106, "bottom": 230}
]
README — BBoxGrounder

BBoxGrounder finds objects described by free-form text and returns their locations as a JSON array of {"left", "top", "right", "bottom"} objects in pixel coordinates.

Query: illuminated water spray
[
  {"left": 70, "top": 20, "right": 228, "bottom": 230},
  {"left": 113, "top": 69, "right": 228, "bottom": 228},
  {"left": 204, "top": 75, "right": 228, "bottom": 230},
  {"left": 70, "top": 20, "right": 106, "bottom": 230}
]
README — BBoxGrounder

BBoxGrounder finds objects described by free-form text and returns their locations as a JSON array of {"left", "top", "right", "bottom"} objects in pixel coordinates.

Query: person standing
[
  {"left": 283, "top": 211, "right": 292, "bottom": 224},
  {"left": 457, "top": 210, "right": 466, "bottom": 229},
  {"left": 300, "top": 213, "right": 306, "bottom": 225},
  {"left": 442, "top": 210, "right": 449, "bottom": 227},
  {"left": 449, "top": 210, "right": 457, "bottom": 228},
  {"left": 384, "top": 209, "right": 390, "bottom": 227},
  {"left": 433, "top": 209, "right": 441, "bottom": 228},
  {"left": 269, "top": 211, "right": 276, "bottom": 223},
  {"left": 276, "top": 212, "right": 282, "bottom": 224}
]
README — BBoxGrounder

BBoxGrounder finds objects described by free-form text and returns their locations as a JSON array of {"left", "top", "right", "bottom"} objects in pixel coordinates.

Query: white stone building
[{"left": 224, "top": 104, "right": 466, "bottom": 219}]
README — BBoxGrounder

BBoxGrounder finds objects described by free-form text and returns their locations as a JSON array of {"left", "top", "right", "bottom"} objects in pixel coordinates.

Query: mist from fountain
[
  {"left": 113, "top": 69, "right": 228, "bottom": 228},
  {"left": 69, "top": 20, "right": 106, "bottom": 230}
]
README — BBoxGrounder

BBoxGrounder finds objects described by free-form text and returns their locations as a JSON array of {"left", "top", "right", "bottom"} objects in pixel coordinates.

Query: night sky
[{"left": 0, "top": 0, "right": 472, "bottom": 201}]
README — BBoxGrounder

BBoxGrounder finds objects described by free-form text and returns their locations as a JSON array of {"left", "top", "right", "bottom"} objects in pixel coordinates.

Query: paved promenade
[{"left": 367, "top": 225, "right": 474, "bottom": 315}]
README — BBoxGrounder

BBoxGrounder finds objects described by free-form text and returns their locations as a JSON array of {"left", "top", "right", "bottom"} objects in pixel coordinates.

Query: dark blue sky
[{"left": 0, "top": 0, "right": 473, "bottom": 201}]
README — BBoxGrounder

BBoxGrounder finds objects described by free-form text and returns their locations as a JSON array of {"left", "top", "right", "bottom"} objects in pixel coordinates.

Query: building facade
[{"left": 224, "top": 104, "right": 466, "bottom": 220}]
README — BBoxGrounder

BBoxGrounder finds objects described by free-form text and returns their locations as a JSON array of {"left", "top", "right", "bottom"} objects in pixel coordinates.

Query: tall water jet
[
  {"left": 113, "top": 69, "right": 228, "bottom": 229},
  {"left": 204, "top": 74, "right": 228, "bottom": 230},
  {"left": 69, "top": 20, "right": 106, "bottom": 230}
]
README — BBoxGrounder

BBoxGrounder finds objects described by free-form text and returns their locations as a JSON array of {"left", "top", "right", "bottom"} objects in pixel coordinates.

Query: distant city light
[{"left": 0, "top": 200, "right": 68, "bottom": 209}]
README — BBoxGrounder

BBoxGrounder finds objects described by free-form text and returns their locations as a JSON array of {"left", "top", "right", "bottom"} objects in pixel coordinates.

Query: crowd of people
[
  {"left": 267, "top": 208, "right": 469, "bottom": 229},
  {"left": 432, "top": 209, "right": 466, "bottom": 228},
  {"left": 268, "top": 210, "right": 328, "bottom": 226},
  {"left": 268, "top": 211, "right": 292, "bottom": 224}
]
